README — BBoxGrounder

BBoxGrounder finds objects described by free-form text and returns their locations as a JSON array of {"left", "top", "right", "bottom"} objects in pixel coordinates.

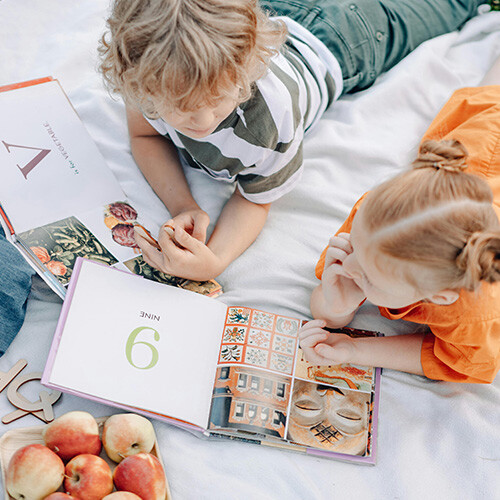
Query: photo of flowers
[{"left": 19, "top": 215, "right": 118, "bottom": 285}]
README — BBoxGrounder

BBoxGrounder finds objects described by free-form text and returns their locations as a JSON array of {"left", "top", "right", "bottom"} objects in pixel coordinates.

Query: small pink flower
[
  {"left": 112, "top": 223, "right": 139, "bottom": 248},
  {"left": 109, "top": 202, "right": 138, "bottom": 222}
]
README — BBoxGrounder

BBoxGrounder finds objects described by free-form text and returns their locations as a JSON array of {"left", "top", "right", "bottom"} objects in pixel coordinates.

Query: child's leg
[{"left": 262, "top": 0, "right": 487, "bottom": 94}]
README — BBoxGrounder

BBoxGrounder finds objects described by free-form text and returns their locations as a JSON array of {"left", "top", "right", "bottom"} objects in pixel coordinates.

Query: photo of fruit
[{"left": 19, "top": 216, "right": 118, "bottom": 286}]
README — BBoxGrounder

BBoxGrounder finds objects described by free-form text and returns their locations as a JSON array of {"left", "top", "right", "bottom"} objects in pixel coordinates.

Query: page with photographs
[
  {"left": 207, "top": 310, "right": 380, "bottom": 463},
  {"left": 0, "top": 78, "right": 221, "bottom": 298}
]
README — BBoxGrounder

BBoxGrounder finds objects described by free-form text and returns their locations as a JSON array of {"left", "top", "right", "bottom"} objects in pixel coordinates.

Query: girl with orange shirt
[{"left": 300, "top": 58, "right": 500, "bottom": 384}]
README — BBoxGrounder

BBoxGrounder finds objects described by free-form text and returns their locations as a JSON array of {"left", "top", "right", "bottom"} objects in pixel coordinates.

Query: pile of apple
[{"left": 5, "top": 411, "right": 168, "bottom": 500}]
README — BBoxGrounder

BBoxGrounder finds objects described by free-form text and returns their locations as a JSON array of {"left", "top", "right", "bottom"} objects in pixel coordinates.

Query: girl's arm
[
  {"left": 310, "top": 234, "right": 366, "bottom": 328},
  {"left": 299, "top": 320, "right": 425, "bottom": 375}
]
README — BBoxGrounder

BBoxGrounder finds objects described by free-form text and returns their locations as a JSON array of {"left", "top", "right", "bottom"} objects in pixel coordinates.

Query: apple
[
  {"left": 113, "top": 452, "right": 167, "bottom": 500},
  {"left": 5, "top": 444, "right": 64, "bottom": 500},
  {"left": 42, "top": 410, "right": 101, "bottom": 461},
  {"left": 103, "top": 493, "right": 143, "bottom": 499},
  {"left": 44, "top": 494, "right": 77, "bottom": 499},
  {"left": 103, "top": 413, "right": 155, "bottom": 462},
  {"left": 64, "top": 454, "right": 113, "bottom": 500}
]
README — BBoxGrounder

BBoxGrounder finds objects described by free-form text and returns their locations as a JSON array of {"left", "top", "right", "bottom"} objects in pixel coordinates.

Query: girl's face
[{"left": 345, "top": 208, "right": 433, "bottom": 309}]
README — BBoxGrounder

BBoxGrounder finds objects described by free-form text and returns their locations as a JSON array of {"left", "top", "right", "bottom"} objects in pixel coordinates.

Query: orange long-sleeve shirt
[{"left": 316, "top": 87, "right": 500, "bottom": 383}]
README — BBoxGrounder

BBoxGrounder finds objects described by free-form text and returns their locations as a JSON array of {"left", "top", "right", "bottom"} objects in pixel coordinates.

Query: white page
[
  {"left": 48, "top": 259, "right": 228, "bottom": 428},
  {"left": 0, "top": 80, "right": 124, "bottom": 233}
]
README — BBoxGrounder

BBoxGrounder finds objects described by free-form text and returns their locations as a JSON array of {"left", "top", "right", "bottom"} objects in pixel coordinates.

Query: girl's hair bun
[
  {"left": 412, "top": 139, "right": 468, "bottom": 173},
  {"left": 456, "top": 232, "right": 500, "bottom": 288}
]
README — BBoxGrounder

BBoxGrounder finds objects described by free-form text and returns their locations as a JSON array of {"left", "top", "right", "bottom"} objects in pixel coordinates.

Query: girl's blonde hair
[
  {"left": 362, "top": 139, "right": 500, "bottom": 292},
  {"left": 98, "top": 0, "right": 287, "bottom": 117}
]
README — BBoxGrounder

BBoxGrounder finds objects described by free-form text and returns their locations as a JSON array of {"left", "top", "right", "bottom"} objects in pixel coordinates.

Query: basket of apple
[{"left": 0, "top": 411, "right": 171, "bottom": 500}]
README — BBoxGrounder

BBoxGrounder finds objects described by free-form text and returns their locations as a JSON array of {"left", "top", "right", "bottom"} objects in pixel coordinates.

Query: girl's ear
[{"left": 427, "top": 290, "right": 460, "bottom": 305}]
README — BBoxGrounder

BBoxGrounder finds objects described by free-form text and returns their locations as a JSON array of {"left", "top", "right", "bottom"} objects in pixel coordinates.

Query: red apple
[
  {"left": 103, "top": 493, "right": 143, "bottom": 499},
  {"left": 42, "top": 410, "right": 101, "bottom": 461},
  {"left": 5, "top": 444, "right": 64, "bottom": 500},
  {"left": 44, "top": 494, "right": 77, "bottom": 499},
  {"left": 103, "top": 413, "right": 155, "bottom": 462},
  {"left": 64, "top": 454, "right": 113, "bottom": 500},
  {"left": 113, "top": 452, "right": 167, "bottom": 500}
]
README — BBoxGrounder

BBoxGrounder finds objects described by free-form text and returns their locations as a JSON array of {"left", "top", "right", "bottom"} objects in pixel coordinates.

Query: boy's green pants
[{"left": 261, "top": 0, "right": 487, "bottom": 94}]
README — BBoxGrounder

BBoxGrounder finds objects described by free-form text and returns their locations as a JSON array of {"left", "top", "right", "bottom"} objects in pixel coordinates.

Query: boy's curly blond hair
[{"left": 99, "top": 0, "right": 287, "bottom": 117}]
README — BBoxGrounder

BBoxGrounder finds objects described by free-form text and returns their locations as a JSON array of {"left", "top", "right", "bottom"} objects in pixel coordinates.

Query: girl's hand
[
  {"left": 299, "top": 320, "right": 356, "bottom": 365},
  {"left": 168, "top": 208, "right": 210, "bottom": 243},
  {"left": 321, "top": 233, "right": 366, "bottom": 315},
  {"left": 135, "top": 223, "right": 224, "bottom": 281}
]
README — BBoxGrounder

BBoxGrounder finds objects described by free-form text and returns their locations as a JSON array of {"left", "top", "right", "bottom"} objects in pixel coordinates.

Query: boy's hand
[
  {"left": 135, "top": 223, "right": 224, "bottom": 281},
  {"left": 299, "top": 320, "right": 356, "bottom": 365},
  {"left": 321, "top": 233, "right": 366, "bottom": 315},
  {"left": 169, "top": 208, "right": 210, "bottom": 243}
]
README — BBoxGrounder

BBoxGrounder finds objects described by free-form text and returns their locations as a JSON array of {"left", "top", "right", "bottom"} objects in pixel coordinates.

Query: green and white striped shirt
[{"left": 146, "top": 17, "right": 343, "bottom": 204}]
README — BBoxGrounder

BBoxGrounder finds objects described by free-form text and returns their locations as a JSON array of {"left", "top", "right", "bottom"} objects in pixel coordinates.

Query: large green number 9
[{"left": 125, "top": 326, "right": 160, "bottom": 370}]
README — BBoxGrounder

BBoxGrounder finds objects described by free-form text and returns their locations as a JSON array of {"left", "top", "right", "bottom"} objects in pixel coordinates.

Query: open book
[
  {"left": 0, "top": 77, "right": 221, "bottom": 298},
  {"left": 42, "top": 258, "right": 381, "bottom": 464}
]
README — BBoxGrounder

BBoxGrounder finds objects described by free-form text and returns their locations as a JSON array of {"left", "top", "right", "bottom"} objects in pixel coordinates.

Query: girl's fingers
[
  {"left": 299, "top": 332, "right": 328, "bottom": 348},
  {"left": 324, "top": 246, "right": 348, "bottom": 267},
  {"left": 299, "top": 319, "right": 326, "bottom": 335},
  {"left": 328, "top": 234, "right": 353, "bottom": 253},
  {"left": 314, "top": 343, "right": 337, "bottom": 359}
]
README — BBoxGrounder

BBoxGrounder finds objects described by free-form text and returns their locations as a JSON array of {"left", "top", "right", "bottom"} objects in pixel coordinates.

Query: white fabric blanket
[{"left": 1, "top": 1, "right": 500, "bottom": 499}]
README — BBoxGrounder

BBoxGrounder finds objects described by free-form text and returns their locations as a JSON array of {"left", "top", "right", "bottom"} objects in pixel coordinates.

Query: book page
[
  {"left": 0, "top": 80, "right": 124, "bottom": 233},
  {"left": 207, "top": 309, "right": 380, "bottom": 462},
  {"left": 46, "top": 258, "right": 228, "bottom": 429},
  {"left": 0, "top": 80, "right": 222, "bottom": 298}
]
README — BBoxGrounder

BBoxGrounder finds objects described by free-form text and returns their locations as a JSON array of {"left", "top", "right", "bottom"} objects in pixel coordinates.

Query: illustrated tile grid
[
  {"left": 243, "top": 346, "right": 269, "bottom": 368},
  {"left": 250, "top": 309, "right": 276, "bottom": 331},
  {"left": 270, "top": 352, "right": 294, "bottom": 375},
  {"left": 223, "top": 325, "right": 247, "bottom": 343},
  {"left": 247, "top": 328, "right": 271, "bottom": 349},
  {"left": 272, "top": 334, "right": 296, "bottom": 355},
  {"left": 219, "top": 344, "right": 243, "bottom": 364},
  {"left": 226, "top": 307, "right": 251, "bottom": 325},
  {"left": 275, "top": 316, "right": 300, "bottom": 337}
]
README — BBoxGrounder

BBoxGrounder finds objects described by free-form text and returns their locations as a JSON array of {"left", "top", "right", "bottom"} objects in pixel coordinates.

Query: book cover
[
  {"left": 42, "top": 258, "right": 381, "bottom": 464},
  {"left": 0, "top": 78, "right": 221, "bottom": 298}
]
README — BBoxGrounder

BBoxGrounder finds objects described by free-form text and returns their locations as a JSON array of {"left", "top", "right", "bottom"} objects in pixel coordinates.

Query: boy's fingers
[
  {"left": 173, "top": 226, "right": 205, "bottom": 253},
  {"left": 191, "top": 219, "right": 208, "bottom": 242},
  {"left": 158, "top": 228, "right": 184, "bottom": 258},
  {"left": 139, "top": 239, "right": 170, "bottom": 270}
]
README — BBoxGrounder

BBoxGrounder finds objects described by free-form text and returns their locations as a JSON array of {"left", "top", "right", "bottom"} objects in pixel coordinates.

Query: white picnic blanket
[{"left": 1, "top": 1, "right": 499, "bottom": 499}]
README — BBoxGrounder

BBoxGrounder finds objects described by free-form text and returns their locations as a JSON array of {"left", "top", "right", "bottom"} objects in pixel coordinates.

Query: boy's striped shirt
[{"left": 145, "top": 17, "right": 343, "bottom": 204}]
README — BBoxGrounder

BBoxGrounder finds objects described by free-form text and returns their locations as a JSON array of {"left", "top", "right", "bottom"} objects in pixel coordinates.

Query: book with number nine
[
  {"left": 0, "top": 77, "right": 221, "bottom": 299},
  {"left": 42, "top": 257, "right": 382, "bottom": 464}
]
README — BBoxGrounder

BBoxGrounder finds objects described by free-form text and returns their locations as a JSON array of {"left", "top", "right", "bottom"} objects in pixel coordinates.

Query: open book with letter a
[
  {"left": 0, "top": 77, "right": 221, "bottom": 298},
  {"left": 42, "top": 258, "right": 382, "bottom": 464}
]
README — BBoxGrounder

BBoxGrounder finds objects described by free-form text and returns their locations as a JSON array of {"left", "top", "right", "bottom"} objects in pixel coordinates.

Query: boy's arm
[
  {"left": 126, "top": 106, "right": 210, "bottom": 241},
  {"left": 206, "top": 189, "right": 271, "bottom": 272},
  {"left": 137, "top": 189, "right": 271, "bottom": 281}
]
